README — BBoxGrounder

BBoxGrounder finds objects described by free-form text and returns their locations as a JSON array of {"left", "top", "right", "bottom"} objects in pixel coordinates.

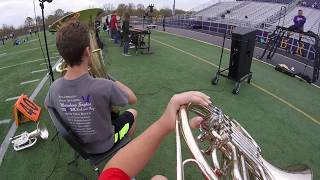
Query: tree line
[{"left": 0, "top": 3, "right": 186, "bottom": 37}]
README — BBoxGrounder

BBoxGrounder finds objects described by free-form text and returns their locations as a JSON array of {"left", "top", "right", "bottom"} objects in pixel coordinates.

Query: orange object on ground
[{"left": 13, "top": 94, "right": 41, "bottom": 125}]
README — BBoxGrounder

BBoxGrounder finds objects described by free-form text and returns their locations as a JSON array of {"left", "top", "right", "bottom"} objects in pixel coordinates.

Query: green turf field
[{"left": 0, "top": 30, "right": 319, "bottom": 180}]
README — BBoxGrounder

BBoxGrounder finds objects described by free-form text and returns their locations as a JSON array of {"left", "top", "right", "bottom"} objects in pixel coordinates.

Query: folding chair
[{"left": 47, "top": 108, "right": 131, "bottom": 175}]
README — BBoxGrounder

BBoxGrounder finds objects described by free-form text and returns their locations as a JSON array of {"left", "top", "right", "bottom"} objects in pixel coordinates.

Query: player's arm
[
  {"left": 293, "top": 16, "right": 298, "bottom": 24},
  {"left": 101, "top": 91, "right": 211, "bottom": 178},
  {"left": 302, "top": 16, "right": 306, "bottom": 24},
  {"left": 114, "top": 81, "right": 137, "bottom": 105}
]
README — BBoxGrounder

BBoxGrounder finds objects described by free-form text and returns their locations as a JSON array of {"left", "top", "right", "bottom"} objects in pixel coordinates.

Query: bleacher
[
  {"left": 225, "top": 2, "right": 283, "bottom": 24},
  {"left": 195, "top": 1, "right": 244, "bottom": 18},
  {"left": 192, "top": 0, "right": 320, "bottom": 33},
  {"left": 300, "top": 0, "right": 320, "bottom": 9},
  {"left": 238, "top": 0, "right": 293, "bottom": 3}
]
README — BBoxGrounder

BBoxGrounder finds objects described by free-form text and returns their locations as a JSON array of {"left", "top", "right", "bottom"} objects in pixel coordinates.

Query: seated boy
[{"left": 45, "top": 21, "right": 137, "bottom": 154}]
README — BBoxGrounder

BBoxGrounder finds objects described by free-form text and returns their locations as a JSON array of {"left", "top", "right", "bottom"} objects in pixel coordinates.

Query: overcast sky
[{"left": 0, "top": 0, "right": 226, "bottom": 28}]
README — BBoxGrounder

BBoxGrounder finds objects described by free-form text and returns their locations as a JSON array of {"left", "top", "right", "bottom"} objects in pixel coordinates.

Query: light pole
[
  {"left": 173, "top": 0, "right": 176, "bottom": 16},
  {"left": 39, "top": 0, "right": 54, "bottom": 82}
]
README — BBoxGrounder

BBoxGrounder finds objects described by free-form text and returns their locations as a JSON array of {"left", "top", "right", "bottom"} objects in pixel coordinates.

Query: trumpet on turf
[
  {"left": 10, "top": 124, "right": 49, "bottom": 151},
  {"left": 176, "top": 103, "right": 312, "bottom": 180}
]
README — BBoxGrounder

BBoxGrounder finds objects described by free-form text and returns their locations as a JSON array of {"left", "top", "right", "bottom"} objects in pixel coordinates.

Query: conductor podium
[{"left": 212, "top": 27, "right": 257, "bottom": 94}]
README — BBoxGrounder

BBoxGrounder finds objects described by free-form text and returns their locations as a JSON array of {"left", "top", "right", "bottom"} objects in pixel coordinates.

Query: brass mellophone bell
[
  {"left": 176, "top": 103, "right": 312, "bottom": 180},
  {"left": 10, "top": 124, "right": 49, "bottom": 151}
]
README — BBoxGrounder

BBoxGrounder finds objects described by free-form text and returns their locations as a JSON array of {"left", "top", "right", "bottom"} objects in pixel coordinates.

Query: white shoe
[{"left": 122, "top": 53, "right": 132, "bottom": 57}]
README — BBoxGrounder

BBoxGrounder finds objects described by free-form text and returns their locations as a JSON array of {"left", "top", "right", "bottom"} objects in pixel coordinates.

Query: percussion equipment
[{"left": 129, "top": 28, "right": 151, "bottom": 54}]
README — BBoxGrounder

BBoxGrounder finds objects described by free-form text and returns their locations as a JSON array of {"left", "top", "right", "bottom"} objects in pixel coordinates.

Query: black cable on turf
[
  {"left": 45, "top": 135, "right": 61, "bottom": 180},
  {"left": 32, "top": 0, "right": 52, "bottom": 84}
]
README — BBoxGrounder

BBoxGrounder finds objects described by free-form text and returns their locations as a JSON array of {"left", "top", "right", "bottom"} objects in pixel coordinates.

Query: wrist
[{"left": 157, "top": 116, "right": 174, "bottom": 135}]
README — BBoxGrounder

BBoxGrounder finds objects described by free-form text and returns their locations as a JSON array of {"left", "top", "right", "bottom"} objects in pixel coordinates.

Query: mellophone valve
[{"left": 176, "top": 103, "right": 313, "bottom": 180}]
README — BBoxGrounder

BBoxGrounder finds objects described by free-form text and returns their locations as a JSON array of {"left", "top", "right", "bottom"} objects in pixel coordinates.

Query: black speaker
[{"left": 228, "top": 27, "right": 257, "bottom": 81}]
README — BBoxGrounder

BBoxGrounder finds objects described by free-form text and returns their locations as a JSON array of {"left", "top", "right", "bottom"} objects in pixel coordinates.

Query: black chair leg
[{"left": 68, "top": 153, "right": 80, "bottom": 167}]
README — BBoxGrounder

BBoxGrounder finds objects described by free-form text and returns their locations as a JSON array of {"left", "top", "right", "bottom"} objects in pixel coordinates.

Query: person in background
[
  {"left": 98, "top": 91, "right": 210, "bottom": 180},
  {"left": 122, "top": 12, "right": 131, "bottom": 56},
  {"left": 110, "top": 11, "right": 119, "bottom": 44},
  {"left": 287, "top": 9, "right": 306, "bottom": 41},
  {"left": 105, "top": 16, "right": 110, "bottom": 36},
  {"left": 162, "top": 16, "right": 166, "bottom": 32},
  {"left": 1, "top": 36, "right": 4, "bottom": 45}
]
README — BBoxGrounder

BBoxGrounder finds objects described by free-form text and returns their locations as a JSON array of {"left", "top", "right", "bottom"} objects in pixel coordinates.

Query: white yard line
[
  {"left": 4, "top": 96, "right": 20, "bottom": 102},
  {"left": 31, "top": 69, "right": 48, "bottom": 74},
  {"left": 10, "top": 44, "right": 56, "bottom": 55},
  {"left": 27, "top": 39, "right": 39, "bottom": 43},
  {"left": 157, "top": 30, "right": 315, "bottom": 69},
  {"left": 0, "top": 53, "right": 7, "bottom": 58},
  {"left": 20, "top": 79, "right": 41, "bottom": 85},
  {"left": 0, "top": 119, "right": 11, "bottom": 125},
  {"left": 39, "top": 61, "right": 56, "bottom": 66},
  {"left": 0, "top": 58, "right": 62, "bottom": 166},
  {"left": 157, "top": 30, "right": 320, "bottom": 89},
  {"left": 0, "top": 56, "right": 60, "bottom": 70}
]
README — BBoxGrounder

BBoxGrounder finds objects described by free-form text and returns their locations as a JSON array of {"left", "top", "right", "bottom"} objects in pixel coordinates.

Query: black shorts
[
  {"left": 288, "top": 25, "right": 304, "bottom": 33},
  {"left": 112, "top": 111, "right": 134, "bottom": 143}
]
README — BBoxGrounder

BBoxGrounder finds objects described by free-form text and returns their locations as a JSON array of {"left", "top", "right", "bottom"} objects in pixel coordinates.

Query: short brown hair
[{"left": 56, "top": 21, "right": 90, "bottom": 67}]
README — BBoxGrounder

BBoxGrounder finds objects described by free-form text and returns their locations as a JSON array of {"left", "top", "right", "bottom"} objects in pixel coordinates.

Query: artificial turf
[{"left": 0, "top": 29, "right": 319, "bottom": 180}]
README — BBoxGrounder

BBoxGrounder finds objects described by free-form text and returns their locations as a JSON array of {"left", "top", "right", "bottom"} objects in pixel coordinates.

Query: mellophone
[
  {"left": 10, "top": 123, "right": 49, "bottom": 151},
  {"left": 129, "top": 28, "right": 151, "bottom": 54},
  {"left": 176, "top": 103, "right": 313, "bottom": 180}
]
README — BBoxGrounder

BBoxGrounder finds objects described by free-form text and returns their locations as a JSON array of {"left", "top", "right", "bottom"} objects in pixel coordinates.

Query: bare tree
[
  {"left": 103, "top": 3, "right": 115, "bottom": 13},
  {"left": 159, "top": 8, "right": 172, "bottom": 17},
  {"left": 136, "top": 4, "right": 145, "bottom": 17},
  {"left": 117, "top": 3, "right": 128, "bottom": 17},
  {"left": 35, "top": 16, "right": 42, "bottom": 25},
  {"left": 54, "top": 9, "right": 65, "bottom": 18},
  {"left": 25, "top": 17, "right": 34, "bottom": 28}
]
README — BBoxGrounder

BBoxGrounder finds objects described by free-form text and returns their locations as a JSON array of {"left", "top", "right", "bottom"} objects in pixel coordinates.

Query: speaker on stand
[{"left": 212, "top": 27, "right": 257, "bottom": 94}]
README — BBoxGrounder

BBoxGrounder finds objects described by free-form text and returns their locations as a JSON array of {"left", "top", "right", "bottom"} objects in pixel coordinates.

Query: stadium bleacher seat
[
  {"left": 192, "top": 1, "right": 320, "bottom": 33},
  {"left": 195, "top": 2, "right": 244, "bottom": 18}
]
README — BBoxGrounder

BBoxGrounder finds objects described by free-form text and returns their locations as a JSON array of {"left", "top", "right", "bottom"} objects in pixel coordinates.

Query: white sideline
[
  {"left": 39, "top": 61, "right": 56, "bottom": 66},
  {"left": 27, "top": 39, "right": 39, "bottom": 43},
  {"left": 0, "top": 58, "right": 62, "bottom": 166},
  {"left": 4, "top": 96, "right": 20, "bottom": 102},
  {"left": 11, "top": 44, "right": 56, "bottom": 55},
  {"left": 0, "top": 53, "right": 7, "bottom": 58},
  {"left": 31, "top": 69, "right": 48, "bottom": 74},
  {"left": 0, "top": 56, "right": 60, "bottom": 70},
  {"left": 157, "top": 30, "right": 320, "bottom": 89},
  {"left": 0, "top": 119, "right": 11, "bottom": 125},
  {"left": 20, "top": 79, "right": 41, "bottom": 85}
]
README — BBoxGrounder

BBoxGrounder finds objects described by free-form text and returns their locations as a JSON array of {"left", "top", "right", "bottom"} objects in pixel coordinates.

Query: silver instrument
[
  {"left": 176, "top": 103, "right": 313, "bottom": 180},
  {"left": 10, "top": 124, "right": 49, "bottom": 151}
]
